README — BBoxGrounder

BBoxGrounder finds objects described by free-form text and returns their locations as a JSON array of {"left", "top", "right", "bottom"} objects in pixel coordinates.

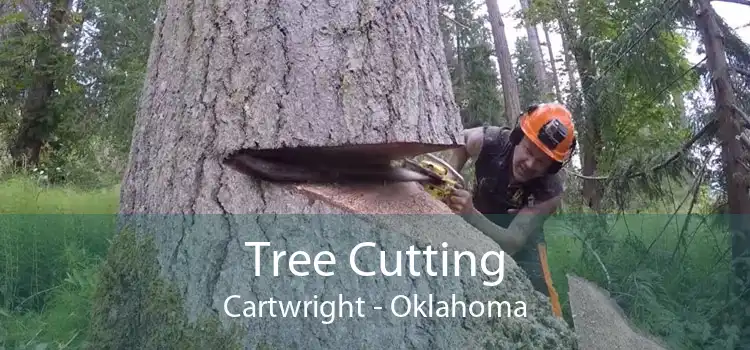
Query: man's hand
[{"left": 446, "top": 188, "right": 475, "bottom": 214}]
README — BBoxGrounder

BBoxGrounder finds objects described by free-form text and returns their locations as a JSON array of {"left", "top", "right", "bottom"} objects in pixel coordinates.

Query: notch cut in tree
[{"left": 100, "top": 0, "right": 578, "bottom": 349}]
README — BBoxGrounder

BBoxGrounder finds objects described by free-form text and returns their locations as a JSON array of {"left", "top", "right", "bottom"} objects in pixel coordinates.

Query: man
[{"left": 444, "top": 103, "right": 577, "bottom": 318}]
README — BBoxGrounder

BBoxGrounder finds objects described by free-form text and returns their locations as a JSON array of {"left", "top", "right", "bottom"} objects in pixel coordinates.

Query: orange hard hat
[{"left": 519, "top": 103, "right": 576, "bottom": 163}]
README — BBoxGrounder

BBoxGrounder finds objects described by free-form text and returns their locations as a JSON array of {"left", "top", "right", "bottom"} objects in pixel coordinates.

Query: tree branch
[
  {"left": 712, "top": 0, "right": 750, "bottom": 5},
  {"left": 740, "top": 132, "right": 750, "bottom": 149},
  {"left": 734, "top": 104, "right": 750, "bottom": 127},
  {"left": 440, "top": 12, "right": 471, "bottom": 30},
  {"left": 731, "top": 66, "right": 750, "bottom": 78},
  {"left": 569, "top": 119, "right": 718, "bottom": 181}
]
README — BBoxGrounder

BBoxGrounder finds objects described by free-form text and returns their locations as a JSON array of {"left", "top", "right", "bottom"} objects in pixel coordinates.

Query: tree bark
[
  {"left": 119, "top": 0, "right": 470, "bottom": 214},
  {"left": 485, "top": 0, "right": 522, "bottom": 125},
  {"left": 575, "top": 50, "right": 602, "bottom": 212},
  {"left": 100, "top": 0, "right": 578, "bottom": 349}
]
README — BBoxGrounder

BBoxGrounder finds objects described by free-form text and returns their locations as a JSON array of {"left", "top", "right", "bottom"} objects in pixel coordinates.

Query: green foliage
[
  {"left": 0, "top": 178, "right": 118, "bottom": 349},
  {"left": 82, "top": 0, "right": 160, "bottom": 154},
  {"left": 513, "top": 37, "right": 543, "bottom": 108},
  {"left": 458, "top": 44, "right": 504, "bottom": 127},
  {"left": 446, "top": 0, "right": 505, "bottom": 127},
  {"left": 534, "top": 0, "right": 703, "bottom": 215},
  {"left": 0, "top": 4, "right": 87, "bottom": 165},
  {"left": 0, "top": 0, "right": 157, "bottom": 183},
  {"left": 1, "top": 245, "right": 101, "bottom": 349},
  {"left": 0, "top": 178, "right": 117, "bottom": 312},
  {"left": 545, "top": 212, "right": 741, "bottom": 350},
  {"left": 0, "top": 177, "right": 242, "bottom": 350},
  {"left": 0, "top": 15, "right": 38, "bottom": 134}
]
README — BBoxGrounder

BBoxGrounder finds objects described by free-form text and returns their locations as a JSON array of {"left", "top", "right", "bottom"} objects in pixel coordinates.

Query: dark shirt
[
  {"left": 471, "top": 126, "right": 563, "bottom": 244},
  {"left": 469, "top": 126, "right": 564, "bottom": 296}
]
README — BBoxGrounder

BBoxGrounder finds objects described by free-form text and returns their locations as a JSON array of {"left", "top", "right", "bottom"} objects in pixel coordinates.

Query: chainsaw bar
[
  {"left": 400, "top": 159, "right": 444, "bottom": 182},
  {"left": 224, "top": 152, "right": 433, "bottom": 184}
]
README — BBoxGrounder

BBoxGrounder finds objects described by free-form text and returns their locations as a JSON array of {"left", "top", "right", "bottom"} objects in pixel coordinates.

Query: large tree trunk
[
  {"left": 90, "top": 1, "right": 577, "bottom": 349},
  {"left": 485, "top": 0, "right": 521, "bottom": 125}
]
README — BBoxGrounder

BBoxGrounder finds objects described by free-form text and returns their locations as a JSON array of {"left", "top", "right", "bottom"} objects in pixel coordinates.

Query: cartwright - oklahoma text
[{"left": 223, "top": 293, "right": 526, "bottom": 324}]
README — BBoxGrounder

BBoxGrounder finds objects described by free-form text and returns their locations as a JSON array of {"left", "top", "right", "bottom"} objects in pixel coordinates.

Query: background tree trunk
[
  {"left": 453, "top": 0, "right": 467, "bottom": 87},
  {"left": 519, "top": 0, "right": 550, "bottom": 101},
  {"left": 93, "top": 0, "right": 578, "bottom": 348},
  {"left": 555, "top": 0, "right": 602, "bottom": 211},
  {"left": 559, "top": 24, "right": 578, "bottom": 101},
  {"left": 485, "top": 0, "right": 521, "bottom": 125},
  {"left": 438, "top": 1, "right": 456, "bottom": 73},
  {"left": 542, "top": 22, "right": 563, "bottom": 102},
  {"left": 10, "top": 0, "right": 71, "bottom": 167},
  {"left": 694, "top": 0, "right": 750, "bottom": 343}
]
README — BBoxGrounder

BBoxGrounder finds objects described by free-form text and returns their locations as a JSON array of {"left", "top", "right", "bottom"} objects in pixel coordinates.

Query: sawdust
[{"left": 567, "top": 274, "right": 668, "bottom": 350}]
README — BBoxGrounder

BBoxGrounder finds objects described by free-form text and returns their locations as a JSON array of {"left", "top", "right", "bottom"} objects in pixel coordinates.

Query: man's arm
[
  {"left": 504, "top": 177, "right": 565, "bottom": 249},
  {"left": 506, "top": 195, "right": 561, "bottom": 243},
  {"left": 462, "top": 195, "right": 560, "bottom": 255},
  {"left": 447, "top": 127, "right": 484, "bottom": 173},
  {"left": 459, "top": 207, "right": 527, "bottom": 255}
]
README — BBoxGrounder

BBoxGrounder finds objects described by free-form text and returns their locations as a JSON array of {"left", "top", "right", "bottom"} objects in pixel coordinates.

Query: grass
[
  {"left": 544, "top": 212, "right": 738, "bottom": 350},
  {"left": 0, "top": 176, "right": 119, "bottom": 349},
  {"left": 0, "top": 175, "right": 740, "bottom": 349}
]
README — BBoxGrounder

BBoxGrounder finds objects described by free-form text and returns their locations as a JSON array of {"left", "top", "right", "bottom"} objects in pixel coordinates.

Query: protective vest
[
  {"left": 471, "top": 126, "right": 556, "bottom": 229},
  {"left": 471, "top": 126, "right": 565, "bottom": 318}
]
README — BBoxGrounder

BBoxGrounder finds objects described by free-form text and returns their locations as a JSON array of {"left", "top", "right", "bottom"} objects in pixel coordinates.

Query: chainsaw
[
  {"left": 223, "top": 148, "right": 466, "bottom": 203},
  {"left": 397, "top": 154, "right": 466, "bottom": 202}
]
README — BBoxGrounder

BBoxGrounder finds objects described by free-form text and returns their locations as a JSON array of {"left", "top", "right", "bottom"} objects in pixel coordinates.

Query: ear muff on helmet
[
  {"left": 509, "top": 104, "right": 539, "bottom": 145},
  {"left": 547, "top": 135, "right": 577, "bottom": 174},
  {"left": 509, "top": 126, "right": 523, "bottom": 145}
]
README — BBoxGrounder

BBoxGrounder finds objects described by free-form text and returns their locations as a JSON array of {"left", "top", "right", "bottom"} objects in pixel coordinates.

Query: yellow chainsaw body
[{"left": 414, "top": 159, "right": 460, "bottom": 202}]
